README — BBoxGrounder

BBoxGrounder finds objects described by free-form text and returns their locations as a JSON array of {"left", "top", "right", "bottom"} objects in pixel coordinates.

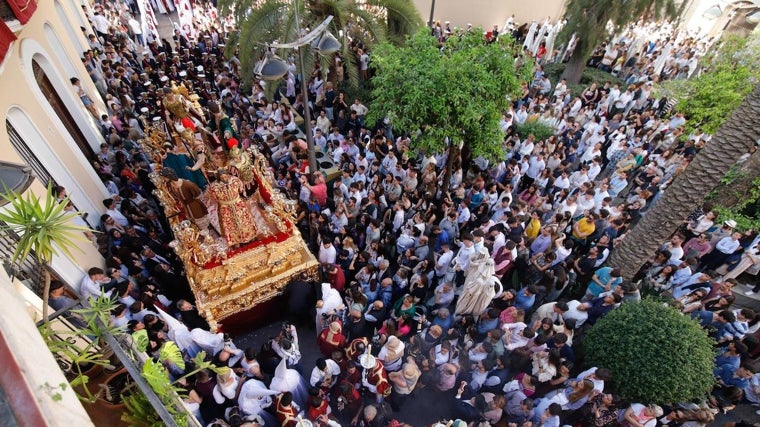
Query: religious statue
[
  {"left": 161, "top": 85, "right": 204, "bottom": 148},
  {"left": 228, "top": 146, "right": 257, "bottom": 197},
  {"left": 160, "top": 167, "right": 210, "bottom": 231},
  {"left": 207, "top": 102, "right": 237, "bottom": 152},
  {"left": 455, "top": 246, "right": 497, "bottom": 316},
  {"left": 162, "top": 141, "right": 207, "bottom": 190},
  {"left": 207, "top": 169, "right": 258, "bottom": 247},
  {"left": 187, "top": 140, "right": 217, "bottom": 183}
]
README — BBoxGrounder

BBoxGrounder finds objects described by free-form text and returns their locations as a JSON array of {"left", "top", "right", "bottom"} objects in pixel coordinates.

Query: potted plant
[{"left": 0, "top": 184, "right": 90, "bottom": 322}]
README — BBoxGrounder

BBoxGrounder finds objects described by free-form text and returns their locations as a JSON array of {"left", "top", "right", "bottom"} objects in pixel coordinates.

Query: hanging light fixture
[
  {"left": 747, "top": 10, "right": 760, "bottom": 23},
  {"left": 311, "top": 31, "right": 342, "bottom": 54},
  {"left": 254, "top": 52, "right": 289, "bottom": 80},
  {"left": 702, "top": 5, "right": 723, "bottom": 19}
]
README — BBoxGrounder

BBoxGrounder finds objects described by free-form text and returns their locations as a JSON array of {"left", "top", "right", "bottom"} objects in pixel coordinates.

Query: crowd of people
[{"left": 55, "top": 1, "right": 760, "bottom": 427}]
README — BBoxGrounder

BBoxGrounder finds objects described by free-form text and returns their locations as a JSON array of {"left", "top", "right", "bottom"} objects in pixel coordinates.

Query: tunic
[
  {"left": 168, "top": 179, "right": 209, "bottom": 228},
  {"left": 208, "top": 176, "right": 257, "bottom": 246}
]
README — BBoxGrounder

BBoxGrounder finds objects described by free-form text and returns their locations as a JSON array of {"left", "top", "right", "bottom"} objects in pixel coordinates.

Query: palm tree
[
  {"left": 609, "top": 83, "right": 760, "bottom": 279},
  {"left": 218, "top": 0, "right": 423, "bottom": 88},
  {"left": 559, "top": 0, "right": 679, "bottom": 84},
  {"left": 0, "top": 184, "right": 89, "bottom": 322}
]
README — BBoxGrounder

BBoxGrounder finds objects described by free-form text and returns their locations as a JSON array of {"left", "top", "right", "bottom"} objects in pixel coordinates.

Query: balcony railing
[{"left": 37, "top": 298, "right": 201, "bottom": 427}]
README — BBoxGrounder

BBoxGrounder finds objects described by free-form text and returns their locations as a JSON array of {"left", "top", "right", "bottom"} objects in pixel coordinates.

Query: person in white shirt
[
  {"left": 514, "top": 105, "right": 529, "bottom": 124},
  {"left": 435, "top": 244, "right": 454, "bottom": 279},
  {"left": 502, "top": 321, "right": 531, "bottom": 350},
  {"left": 103, "top": 198, "right": 129, "bottom": 227},
  {"left": 318, "top": 240, "right": 337, "bottom": 264},
  {"left": 316, "top": 111, "right": 332, "bottom": 134},
  {"left": 310, "top": 357, "right": 341, "bottom": 388},
  {"left": 80, "top": 267, "right": 113, "bottom": 301},
  {"left": 392, "top": 203, "right": 406, "bottom": 233},
  {"left": 313, "top": 128, "right": 328, "bottom": 151},
  {"left": 457, "top": 200, "right": 471, "bottom": 226},
  {"left": 453, "top": 234, "right": 475, "bottom": 273}
]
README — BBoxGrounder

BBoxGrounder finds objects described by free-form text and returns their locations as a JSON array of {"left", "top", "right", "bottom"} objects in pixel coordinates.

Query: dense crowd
[{"left": 52, "top": 1, "right": 760, "bottom": 427}]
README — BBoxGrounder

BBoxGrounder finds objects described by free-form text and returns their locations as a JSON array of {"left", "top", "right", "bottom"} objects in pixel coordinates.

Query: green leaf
[{"left": 158, "top": 341, "right": 185, "bottom": 371}]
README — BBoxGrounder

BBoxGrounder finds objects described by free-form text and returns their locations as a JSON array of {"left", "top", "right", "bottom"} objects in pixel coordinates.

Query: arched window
[{"left": 31, "top": 58, "right": 95, "bottom": 160}]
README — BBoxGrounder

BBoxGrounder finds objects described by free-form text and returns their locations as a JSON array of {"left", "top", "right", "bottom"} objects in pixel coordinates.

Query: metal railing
[{"left": 36, "top": 299, "right": 201, "bottom": 427}]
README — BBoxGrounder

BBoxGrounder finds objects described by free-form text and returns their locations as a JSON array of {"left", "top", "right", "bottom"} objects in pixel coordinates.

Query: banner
[
  {"left": 173, "top": 0, "right": 194, "bottom": 36},
  {"left": 7, "top": 0, "right": 37, "bottom": 24},
  {"left": 137, "top": 0, "right": 160, "bottom": 46},
  {"left": 0, "top": 19, "right": 17, "bottom": 64}
]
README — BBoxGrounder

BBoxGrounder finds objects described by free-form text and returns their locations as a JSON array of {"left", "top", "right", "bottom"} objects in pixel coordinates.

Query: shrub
[
  {"left": 543, "top": 63, "right": 626, "bottom": 98},
  {"left": 584, "top": 299, "right": 716, "bottom": 405},
  {"left": 515, "top": 121, "right": 556, "bottom": 142}
]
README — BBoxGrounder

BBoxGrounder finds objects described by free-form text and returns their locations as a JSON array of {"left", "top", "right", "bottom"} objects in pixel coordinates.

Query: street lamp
[{"left": 254, "top": 15, "right": 341, "bottom": 174}]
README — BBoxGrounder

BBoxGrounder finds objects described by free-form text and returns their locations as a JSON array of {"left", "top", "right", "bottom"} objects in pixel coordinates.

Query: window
[{"left": 6, "top": 119, "right": 52, "bottom": 185}]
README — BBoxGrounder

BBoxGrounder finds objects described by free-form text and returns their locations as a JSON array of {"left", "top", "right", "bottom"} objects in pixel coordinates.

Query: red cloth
[
  {"left": 7, "top": 0, "right": 37, "bottom": 24},
  {"left": 317, "top": 327, "right": 346, "bottom": 357},
  {"left": 0, "top": 20, "right": 17, "bottom": 64},
  {"left": 307, "top": 397, "right": 330, "bottom": 421},
  {"left": 180, "top": 117, "right": 195, "bottom": 131},
  {"left": 226, "top": 136, "right": 239, "bottom": 150}
]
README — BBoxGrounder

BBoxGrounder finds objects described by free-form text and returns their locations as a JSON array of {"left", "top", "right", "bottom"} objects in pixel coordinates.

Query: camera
[{"left": 281, "top": 322, "right": 293, "bottom": 341}]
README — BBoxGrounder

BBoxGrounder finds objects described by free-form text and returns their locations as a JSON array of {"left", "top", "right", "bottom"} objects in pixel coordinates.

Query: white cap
[{"left": 160, "top": 76, "right": 169, "bottom": 82}]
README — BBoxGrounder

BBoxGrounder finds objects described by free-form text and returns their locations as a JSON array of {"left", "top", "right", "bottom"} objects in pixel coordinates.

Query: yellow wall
[{"left": 0, "top": 1, "right": 107, "bottom": 283}]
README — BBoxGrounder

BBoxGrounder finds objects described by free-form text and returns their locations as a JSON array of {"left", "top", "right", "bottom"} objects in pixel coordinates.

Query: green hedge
[
  {"left": 584, "top": 299, "right": 716, "bottom": 405},
  {"left": 543, "top": 63, "right": 626, "bottom": 98},
  {"left": 515, "top": 121, "right": 556, "bottom": 142}
]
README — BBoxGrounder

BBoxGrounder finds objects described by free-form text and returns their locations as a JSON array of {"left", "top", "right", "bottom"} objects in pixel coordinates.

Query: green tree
[
  {"left": 368, "top": 29, "right": 531, "bottom": 164},
  {"left": 218, "top": 0, "right": 423, "bottom": 88},
  {"left": 559, "top": 0, "right": 678, "bottom": 84},
  {"left": 609, "top": 83, "right": 760, "bottom": 279},
  {"left": 0, "top": 184, "right": 88, "bottom": 322},
  {"left": 657, "top": 34, "right": 760, "bottom": 135},
  {"left": 584, "top": 300, "right": 715, "bottom": 404}
]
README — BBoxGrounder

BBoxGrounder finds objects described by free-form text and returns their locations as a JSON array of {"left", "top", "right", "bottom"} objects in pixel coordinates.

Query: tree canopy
[
  {"left": 657, "top": 33, "right": 760, "bottom": 135},
  {"left": 218, "top": 0, "right": 423, "bottom": 87},
  {"left": 367, "top": 29, "right": 531, "bottom": 161},
  {"left": 584, "top": 300, "right": 716, "bottom": 405},
  {"left": 559, "top": 0, "right": 679, "bottom": 83}
]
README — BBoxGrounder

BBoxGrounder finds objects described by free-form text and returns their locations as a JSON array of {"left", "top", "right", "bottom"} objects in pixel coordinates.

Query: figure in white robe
[
  {"left": 456, "top": 248, "right": 497, "bottom": 317},
  {"left": 523, "top": 21, "right": 538, "bottom": 52},
  {"left": 269, "top": 358, "right": 310, "bottom": 410},
  {"left": 315, "top": 282, "right": 344, "bottom": 332},
  {"left": 238, "top": 378, "right": 278, "bottom": 426},
  {"left": 545, "top": 24, "right": 560, "bottom": 63}
]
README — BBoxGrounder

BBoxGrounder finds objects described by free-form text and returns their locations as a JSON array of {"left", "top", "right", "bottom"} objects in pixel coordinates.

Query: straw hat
[
  {"left": 402, "top": 362, "right": 420, "bottom": 380},
  {"left": 328, "top": 321, "right": 341, "bottom": 334}
]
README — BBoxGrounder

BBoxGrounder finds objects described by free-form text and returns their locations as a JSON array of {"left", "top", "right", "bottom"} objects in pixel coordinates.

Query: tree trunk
[
  {"left": 708, "top": 148, "right": 760, "bottom": 208},
  {"left": 561, "top": 49, "right": 587, "bottom": 85},
  {"left": 41, "top": 266, "right": 51, "bottom": 323},
  {"left": 609, "top": 83, "right": 760, "bottom": 280}
]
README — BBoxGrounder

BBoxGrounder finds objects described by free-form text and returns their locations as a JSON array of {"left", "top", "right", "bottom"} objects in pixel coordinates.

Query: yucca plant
[{"left": 0, "top": 183, "right": 89, "bottom": 322}]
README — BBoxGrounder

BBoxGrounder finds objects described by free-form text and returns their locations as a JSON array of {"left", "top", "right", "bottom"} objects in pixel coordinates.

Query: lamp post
[{"left": 254, "top": 13, "right": 341, "bottom": 174}]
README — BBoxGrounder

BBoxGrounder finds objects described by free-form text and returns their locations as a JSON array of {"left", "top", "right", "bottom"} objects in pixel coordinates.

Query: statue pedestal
[
  {"left": 186, "top": 230, "right": 318, "bottom": 328},
  {"left": 155, "top": 147, "right": 318, "bottom": 329}
]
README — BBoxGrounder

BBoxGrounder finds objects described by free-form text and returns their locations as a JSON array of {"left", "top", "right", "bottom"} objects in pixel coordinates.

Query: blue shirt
[
  {"left": 515, "top": 289, "right": 536, "bottom": 311},
  {"left": 586, "top": 267, "right": 622, "bottom": 297}
]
